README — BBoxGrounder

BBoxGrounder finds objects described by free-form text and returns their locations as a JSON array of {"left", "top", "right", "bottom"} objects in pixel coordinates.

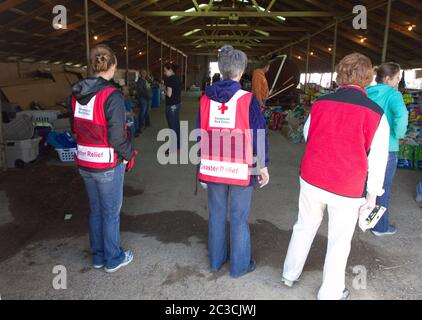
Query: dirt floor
[{"left": 0, "top": 92, "right": 421, "bottom": 300}]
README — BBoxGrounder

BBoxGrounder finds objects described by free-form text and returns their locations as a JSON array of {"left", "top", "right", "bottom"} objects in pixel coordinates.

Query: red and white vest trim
[
  {"left": 198, "top": 89, "right": 253, "bottom": 186},
  {"left": 72, "top": 87, "right": 118, "bottom": 169}
]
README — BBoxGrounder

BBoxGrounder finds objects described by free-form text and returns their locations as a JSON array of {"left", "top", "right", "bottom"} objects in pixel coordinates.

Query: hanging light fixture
[{"left": 408, "top": 24, "right": 416, "bottom": 31}]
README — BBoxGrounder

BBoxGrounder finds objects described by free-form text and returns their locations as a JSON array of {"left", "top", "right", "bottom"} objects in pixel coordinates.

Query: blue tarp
[
  {"left": 151, "top": 87, "right": 161, "bottom": 108},
  {"left": 47, "top": 132, "right": 76, "bottom": 149}
]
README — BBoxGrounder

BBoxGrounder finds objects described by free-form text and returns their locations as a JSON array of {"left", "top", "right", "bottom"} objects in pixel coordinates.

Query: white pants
[{"left": 283, "top": 179, "right": 365, "bottom": 300}]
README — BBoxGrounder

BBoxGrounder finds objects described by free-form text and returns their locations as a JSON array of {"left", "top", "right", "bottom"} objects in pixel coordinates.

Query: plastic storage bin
[
  {"left": 56, "top": 148, "right": 76, "bottom": 162},
  {"left": 3, "top": 114, "right": 34, "bottom": 141},
  {"left": 18, "top": 110, "right": 59, "bottom": 127},
  {"left": 5, "top": 137, "right": 42, "bottom": 168}
]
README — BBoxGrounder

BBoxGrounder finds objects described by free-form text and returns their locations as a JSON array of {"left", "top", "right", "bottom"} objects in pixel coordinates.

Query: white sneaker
[
  {"left": 92, "top": 264, "right": 105, "bottom": 269},
  {"left": 104, "top": 250, "right": 134, "bottom": 273},
  {"left": 281, "top": 277, "right": 296, "bottom": 288}
]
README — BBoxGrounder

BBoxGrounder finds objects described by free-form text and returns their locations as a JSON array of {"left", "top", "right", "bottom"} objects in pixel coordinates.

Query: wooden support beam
[
  {"left": 399, "top": 0, "right": 422, "bottom": 10},
  {"left": 263, "top": 0, "right": 393, "bottom": 58},
  {"left": 330, "top": 19, "right": 338, "bottom": 88},
  {"left": 185, "top": 56, "right": 188, "bottom": 91},
  {"left": 0, "top": 0, "right": 26, "bottom": 14},
  {"left": 160, "top": 41, "right": 163, "bottom": 82},
  {"left": 305, "top": 36, "right": 311, "bottom": 87},
  {"left": 334, "top": 0, "right": 422, "bottom": 43},
  {"left": 125, "top": 16, "right": 129, "bottom": 85},
  {"left": 90, "top": 0, "right": 186, "bottom": 57},
  {"left": 150, "top": 25, "right": 308, "bottom": 32},
  {"left": 146, "top": 30, "right": 150, "bottom": 72},
  {"left": 0, "top": 98, "right": 5, "bottom": 170},
  {"left": 191, "top": 0, "right": 200, "bottom": 11},
  {"left": 178, "top": 42, "right": 278, "bottom": 48},
  {"left": 0, "top": 2, "right": 66, "bottom": 31},
  {"left": 137, "top": 11, "right": 335, "bottom": 17},
  {"left": 382, "top": 0, "right": 392, "bottom": 63},
  {"left": 176, "top": 35, "right": 291, "bottom": 40},
  {"left": 84, "top": 0, "right": 91, "bottom": 73}
]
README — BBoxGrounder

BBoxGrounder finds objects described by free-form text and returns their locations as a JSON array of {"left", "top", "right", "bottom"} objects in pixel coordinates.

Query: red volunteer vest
[
  {"left": 198, "top": 89, "right": 253, "bottom": 186},
  {"left": 72, "top": 87, "right": 118, "bottom": 169}
]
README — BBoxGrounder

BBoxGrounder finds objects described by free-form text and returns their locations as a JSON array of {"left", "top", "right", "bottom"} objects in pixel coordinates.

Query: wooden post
[
  {"left": 330, "top": 19, "right": 338, "bottom": 89},
  {"left": 0, "top": 98, "right": 6, "bottom": 170},
  {"left": 146, "top": 30, "right": 150, "bottom": 72},
  {"left": 305, "top": 36, "right": 310, "bottom": 88},
  {"left": 185, "top": 56, "right": 188, "bottom": 91},
  {"left": 84, "top": 0, "right": 90, "bottom": 75},
  {"left": 125, "top": 16, "right": 129, "bottom": 85},
  {"left": 381, "top": 0, "right": 392, "bottom": 63},
  {"left": 160, "top": 41, "right": 163, "bottom": 82},
  {"left": 181, "top": 54, "right": 184, "bottom": 84}
]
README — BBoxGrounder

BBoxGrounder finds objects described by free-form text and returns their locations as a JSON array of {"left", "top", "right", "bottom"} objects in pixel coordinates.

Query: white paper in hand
[
  {"left": 359, "top": 205, "right": 386, "bottom": 232},
  {"left": 200, "top": 182, "right": 208, "bottom": 190}
]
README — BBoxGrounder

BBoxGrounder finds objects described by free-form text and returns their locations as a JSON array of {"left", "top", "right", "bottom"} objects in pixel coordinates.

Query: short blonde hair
[{"left": 335, "top": 53, "right": 374, "bottom": 88}]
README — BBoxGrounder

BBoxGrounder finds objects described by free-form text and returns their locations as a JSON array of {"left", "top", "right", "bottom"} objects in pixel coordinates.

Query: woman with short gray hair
[
  {"left": 218, "top": 46, "right": 248, "bottom": 80},
  {"left": 197, "top": 45, "right": 270, "bottom": 278}
]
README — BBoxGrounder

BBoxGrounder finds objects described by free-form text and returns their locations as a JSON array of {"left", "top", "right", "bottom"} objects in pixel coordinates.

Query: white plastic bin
[
  {"left": 56, "top": 148, "right": 76, "bottom": 162},
  {"left": 18, "top": 110, "right": 60, "bottom": 127},
  {"left": 5, "top": 137, "right": 42, "bottom": 168}
]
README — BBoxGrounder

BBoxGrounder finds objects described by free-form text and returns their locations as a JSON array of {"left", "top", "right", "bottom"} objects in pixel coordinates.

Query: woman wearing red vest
[
  {"left": 71, "top": 44, "right": 136, "bottom": 273},
  {"left": 281, "top": 53, "right": 390, "bottom": 299},
  {"left": 197, "top": 46, "right": 270, "bottom": 278}
]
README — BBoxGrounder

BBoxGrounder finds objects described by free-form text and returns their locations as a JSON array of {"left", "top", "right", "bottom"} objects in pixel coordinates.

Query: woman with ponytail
[
  {"left": 366, "top": 63, "right": 409, "bottom": 236},
  {"left": 71, "top": 44, "right": 136, "bottom": 273}
]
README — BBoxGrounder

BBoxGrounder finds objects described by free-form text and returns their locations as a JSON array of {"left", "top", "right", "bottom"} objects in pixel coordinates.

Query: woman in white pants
[{"left": 282, "top": 53, "right": 390, "bottom": 300}]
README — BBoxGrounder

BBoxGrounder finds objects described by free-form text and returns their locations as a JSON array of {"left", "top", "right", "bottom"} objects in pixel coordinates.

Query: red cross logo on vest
[{"left": 218, "top": 103, "right": 228, "bottom": 114}]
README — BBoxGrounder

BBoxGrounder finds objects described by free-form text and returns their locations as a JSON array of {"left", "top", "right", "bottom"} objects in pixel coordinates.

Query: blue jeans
[
  {"left": 373, "top": 152, "right": 398, "bottom": 232},
  {"left": 165, "top": 103, "right": 181, "bottom": 150},
  {"left": 207, "top": 182, "right": 254, "bottom": 277},
  {"left": 79, "top": 164, "right": 126, "bottom": 269},
  {"left": 138, "top": 98, "right": 150, "bottom": 128},
  {"left": 417, "top": 182, "right": 422, "bottom": 203}
]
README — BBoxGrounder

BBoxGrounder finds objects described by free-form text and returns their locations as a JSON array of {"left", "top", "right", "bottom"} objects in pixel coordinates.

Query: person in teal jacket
[{"left": 366, "top": 62, "right": 409, "bottom": 236}]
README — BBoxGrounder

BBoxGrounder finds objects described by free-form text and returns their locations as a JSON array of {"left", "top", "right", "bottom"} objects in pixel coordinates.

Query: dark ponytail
[{"left": 374, "top": 62, "right": 401, "bottom": 84}]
